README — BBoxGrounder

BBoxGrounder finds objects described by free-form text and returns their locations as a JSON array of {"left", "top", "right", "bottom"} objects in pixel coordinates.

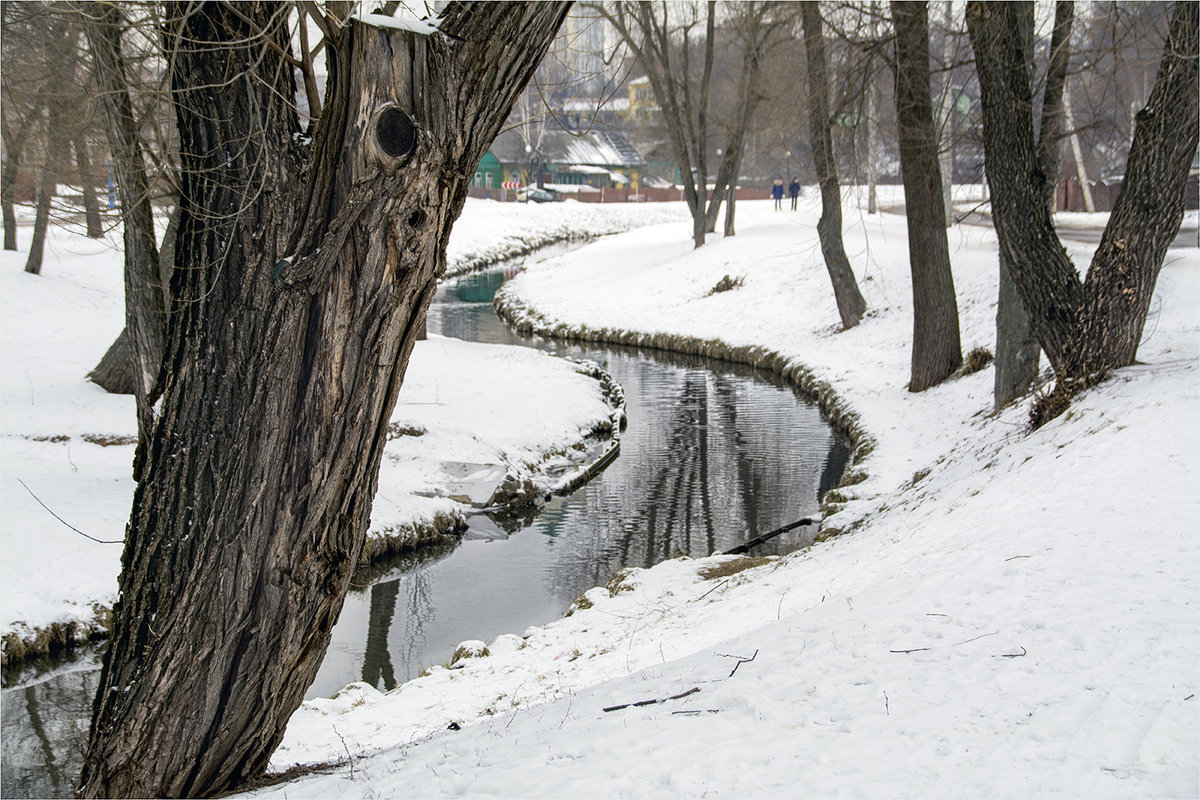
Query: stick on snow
[{"left": 723, "top": 517, "right": 817, "bottom": 555}]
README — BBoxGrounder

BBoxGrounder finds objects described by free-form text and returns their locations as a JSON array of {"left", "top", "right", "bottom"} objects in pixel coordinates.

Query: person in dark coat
[
  {"left": 789, "top": 177, "right": 801, "bottom": 210},
  {"left": 772, "top": 178, "right": 784, "bottom": 210}
]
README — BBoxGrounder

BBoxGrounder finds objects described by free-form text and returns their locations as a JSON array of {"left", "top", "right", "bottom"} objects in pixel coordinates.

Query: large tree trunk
[
  {"left": 968, "top": 1, "right": 1197, "bottom": 390},
  {"left": 77, "top": 4, "right": 568, "bottom": 798},
  {"left": 82, "top": 4, "right": 167, "bottom": 441},
  {"left": 801, "top": 2, "right": 867, "bottom": 330},
  {"left": 993, "top": 1, "right": 1072, "bottom": 410},
  {"left": 891, "top": 0, "right": 963, "bottom": 391}
]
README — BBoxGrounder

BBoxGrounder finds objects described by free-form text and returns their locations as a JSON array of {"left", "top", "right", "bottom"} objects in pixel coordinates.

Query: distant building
[
  {"left": 473, "top": 123, "right": 645, "bottom": 195},
  {"left": 627, "top": 76, "right": 658, "bottom": 120}
]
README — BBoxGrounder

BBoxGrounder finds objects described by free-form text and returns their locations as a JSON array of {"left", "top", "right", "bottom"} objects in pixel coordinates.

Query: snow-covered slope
[{"left": 257, "top": 193, "right": 1199, "bottom": 798}]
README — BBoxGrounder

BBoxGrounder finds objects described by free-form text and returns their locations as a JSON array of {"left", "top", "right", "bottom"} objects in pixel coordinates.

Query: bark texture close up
[{"left": 77, "top": 3, "right": 569, "bottom": 798}]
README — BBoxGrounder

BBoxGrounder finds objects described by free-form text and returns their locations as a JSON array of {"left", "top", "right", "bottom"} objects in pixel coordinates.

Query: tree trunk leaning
[
  {"left": 801, "top": 2, "right": 867, "bottom": 330},
  {"left": 891, "top": 0, "right": 963, "bottom": 391},
  {"left": 77, "top": 4, "right": 569, "bottom": 797},
  {"left": 23, "top": 156, "right": 52, "bottom": 274}
]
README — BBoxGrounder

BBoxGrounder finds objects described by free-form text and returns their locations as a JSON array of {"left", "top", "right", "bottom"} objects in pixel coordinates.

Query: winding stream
[{"left": 1, "top": 248, "right": 848, "bottom": 798}]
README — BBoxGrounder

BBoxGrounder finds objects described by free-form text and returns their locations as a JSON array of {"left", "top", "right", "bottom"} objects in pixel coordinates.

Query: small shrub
[
  {"left": 605, "top": 567, "right": 635, "bottom": 596},
  {"left": 449, "top": 640, "right": 490, "bottom": 666},
  {"left": 697, "top": 556, "right": 771, "bottom": 580},
  {"left": 1028, "top": 383, "right": 1073, "bottom": 430},
  {"left": 565, "top": 592, "right": 593, "bottom": 617},
  {"left": 960, "top": 347, "right": 994, "bottom": 375},
  {"left": 387, "top": 422, "right": 426, "bottom": 440},
  {"left": 705, "top": 274, "right": 744, "bottom": 297},
  {"left": 81, "top": 433, "right": 137, "bottom": 447}
]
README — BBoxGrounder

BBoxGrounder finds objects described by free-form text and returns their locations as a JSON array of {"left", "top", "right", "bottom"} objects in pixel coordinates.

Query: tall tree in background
[
  {"left": 891, "top": 0, "right": 962, "bottom": 391},
  {"left": 968, "top": 0, "right": 1197, "bottom": 412},
  {"left": 81, "top": 2, "right": 167, "bottom": 438},
  {"left": 992, "top": 1, "right": 1074, "bottom": 409},
  {"left": 801, "top": 1, "right": 867, "bottom": 330},
  {"left": 597, "top": 1, "right": 724, "bottom": 248},
  {"left": 703, "top": 1, "right": 784, "bottom": 237},
  {"left": 77, "top": 3, "right": 569, "bottom": 797}
]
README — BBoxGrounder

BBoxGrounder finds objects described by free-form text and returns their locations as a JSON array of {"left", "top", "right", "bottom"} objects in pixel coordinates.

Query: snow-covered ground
[
  {"left": 0, "top": 199, "right": 682, "bottom": 660},
  {"left": 252, "top": 191, "right": 1199, "bottom": 798}
]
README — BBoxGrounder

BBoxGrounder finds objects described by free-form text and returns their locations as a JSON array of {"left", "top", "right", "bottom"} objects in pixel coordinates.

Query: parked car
[{"left": 519, "top": 187, "right": 558, "bottom": 203}]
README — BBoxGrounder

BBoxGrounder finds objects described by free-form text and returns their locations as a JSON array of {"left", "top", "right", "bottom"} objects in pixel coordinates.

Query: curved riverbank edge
[
  {"left": 1, "top": 355, "right": 627, "bottom": 676},
  {"left": 446, "top": 231, "right": 598, "bottom": 280},
  {"left": 493, "top": 290, "right": 878, "bottom": 541}
]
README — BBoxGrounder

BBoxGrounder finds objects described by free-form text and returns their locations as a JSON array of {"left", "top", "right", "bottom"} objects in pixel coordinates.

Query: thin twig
[
  {"left": 889, "top": 646, "right": 932, "bottom": 654},
  {"left": 953, "top": 631, "right": 999, "bottom": 647},
  {"left": 603, "top": 687, "right": 699, "bottom": 713},
  {"left": 18, "top": 479, "right": 123, "bottom": 543},
  {"left": 997, "top": 646, "right": 1027, "bottom": 658}
]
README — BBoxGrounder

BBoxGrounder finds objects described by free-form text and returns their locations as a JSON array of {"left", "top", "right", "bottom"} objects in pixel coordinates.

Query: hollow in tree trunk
[
  {"left": 891, "top": 0, "right": 963, "bottom": 391},
  {"left": 77, "top": 3, "right": 569, "bottom": 798}
]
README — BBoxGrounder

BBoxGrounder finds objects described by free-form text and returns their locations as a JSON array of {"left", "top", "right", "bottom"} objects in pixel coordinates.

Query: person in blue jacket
[
  {"left": 772, "top": 178, "right": 784, "bottom": 210},
  {"left": 789, "top": 177, "right": 801, "bottom": 209}
]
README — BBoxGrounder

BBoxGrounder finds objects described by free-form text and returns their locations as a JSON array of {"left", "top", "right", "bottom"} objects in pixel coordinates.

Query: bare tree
[
  {"left": 891, "top": 0, "right": 962, "bottom": 391},
  {"left": 80, "top": 2, "right": 166, "bottom": 440},
  {"left": 968, "top": 0, "right": 1197, "bottom": 417},
  {"left": 76, "top": 3, "right": 569, "bottom": 797},
  {"left": 801, "top": 1, "right": 867, "bottom": 330},
  {"left": 596, "top": 1, "right": 722, "bottom": 247},
  {"left": 702, "top": 2, "right": 786, "bottom": 236}
]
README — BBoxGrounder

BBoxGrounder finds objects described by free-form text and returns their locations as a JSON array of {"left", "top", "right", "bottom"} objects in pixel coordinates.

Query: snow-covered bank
[
  {"left": 445, "top": 198, "right": 689, "bottom": 277},
  {"left": 1, "top": 200, "right": 673, "bottom": 665},
  {"left": 257, "top": 194, "right": 1198, "bottom": 797}
]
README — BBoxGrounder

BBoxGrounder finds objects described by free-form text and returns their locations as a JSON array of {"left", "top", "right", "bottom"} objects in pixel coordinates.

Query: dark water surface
[
  {"left": 309, "top": 262, "right": 848, "bottom": 697},
  {"left": 2, "top": 253, "right": 848, "bottom": 797}
]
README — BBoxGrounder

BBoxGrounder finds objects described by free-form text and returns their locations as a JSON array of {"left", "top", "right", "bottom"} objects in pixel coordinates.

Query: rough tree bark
[
  {"left": 81, "top": 3, "right": 167, "bottom": 439},
  {"left": 993, "top": 0, "right": 1073, "bottom": 410},
  {"left": 77, "top": 3, "right": 569, "bottom": 797},
  {"left": 801, "top": 2, "right": 867, "bottom": 330},
  {"left": 891, "top": 0, "right": 962, "bottom": 391},
  {"left": 968, "top": 0, "right": 1197, "bottom": 392}
]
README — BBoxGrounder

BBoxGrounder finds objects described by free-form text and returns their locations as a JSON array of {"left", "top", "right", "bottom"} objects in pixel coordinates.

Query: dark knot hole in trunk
[{"left": 375, "top": 106, "right": 416, "bottom": 161}]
